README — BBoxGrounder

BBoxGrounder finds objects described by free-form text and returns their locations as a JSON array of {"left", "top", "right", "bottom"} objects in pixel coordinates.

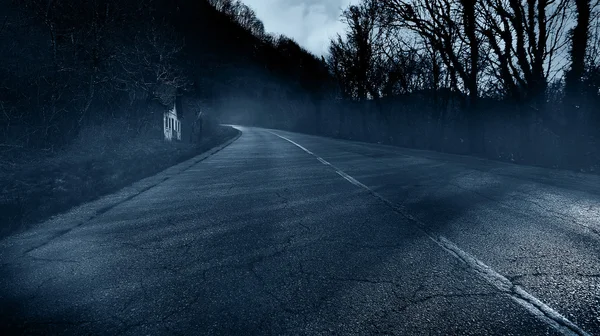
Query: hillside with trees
[
  {"left": 0, "top": 0, "right": 331, "bottom": 150},
  {"left": 0, "top": 0, "right": 330, "bottom": 234},
  {"left": 209, "top": 0, "right": 600, "bottom": 173},
  {"left": 2, "top": 0, "right": 600, "bottom": 233}
]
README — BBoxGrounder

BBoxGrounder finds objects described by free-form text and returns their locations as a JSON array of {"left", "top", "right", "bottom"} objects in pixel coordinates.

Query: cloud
[{"left": 241, "top": 0, "right": 359, "bottom": 56}]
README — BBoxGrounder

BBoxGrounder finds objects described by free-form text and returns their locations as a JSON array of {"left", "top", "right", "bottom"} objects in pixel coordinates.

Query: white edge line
[{"left": 268, "top": 130, "right": 590, "bottom": 336}]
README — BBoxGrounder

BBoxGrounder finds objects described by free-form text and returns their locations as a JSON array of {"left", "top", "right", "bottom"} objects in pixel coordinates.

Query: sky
[{"left": 241, "top": 0, "right": 360, "bottom": 56}]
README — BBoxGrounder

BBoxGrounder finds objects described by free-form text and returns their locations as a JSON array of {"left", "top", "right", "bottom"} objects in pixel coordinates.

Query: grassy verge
[{"left": 0, "top": 125, "right": 239, "bottom": 238}]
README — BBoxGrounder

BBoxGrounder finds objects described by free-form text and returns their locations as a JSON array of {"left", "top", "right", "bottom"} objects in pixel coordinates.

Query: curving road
[{"left": 1, "top": 126, "right": 599, "bottom": 335}]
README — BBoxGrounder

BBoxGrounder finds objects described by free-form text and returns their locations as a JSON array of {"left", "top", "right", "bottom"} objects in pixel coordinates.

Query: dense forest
[
  {"left": 0, "top": 0, "right": 331, "bottom": 150},
  {"left": 1, "top": 0, "right": 599, "bottom": 170},
  {"left": 0, "top": 0, "right": 335, "bottom": 232}
]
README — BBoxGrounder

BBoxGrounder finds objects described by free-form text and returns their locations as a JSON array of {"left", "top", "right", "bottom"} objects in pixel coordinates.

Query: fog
[{"left": 1, "top": 0, "right": 599, "bottom": 235}]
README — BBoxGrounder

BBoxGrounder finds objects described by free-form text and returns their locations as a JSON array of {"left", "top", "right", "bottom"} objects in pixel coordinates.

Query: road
[{"left": 1, "top": 126, "right": 599, "bottom": 335}]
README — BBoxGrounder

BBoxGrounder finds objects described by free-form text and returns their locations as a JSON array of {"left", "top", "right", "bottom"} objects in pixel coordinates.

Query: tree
[
  {"left": 565, "top": 0, "right": 593, "bottom": 103},
  {"left": 341, "top": 1, "right": 380, "bottom": 100},
  {"left": 480, "top": 0, "right": 570, "bottom": 104},
  {"left": 478, "top": 0, "right": 571, "bottom": 158},
  {"left": 381, "top": 0, "right": 485, "bottom": 153},
  {"left": 208, "top": 0, "right": 265, "bottom": 37}
]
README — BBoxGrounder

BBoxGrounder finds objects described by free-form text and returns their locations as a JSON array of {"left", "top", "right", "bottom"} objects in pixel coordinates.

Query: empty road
[{"left": 1, "top": 126, "right": 599, "bottom": 335}]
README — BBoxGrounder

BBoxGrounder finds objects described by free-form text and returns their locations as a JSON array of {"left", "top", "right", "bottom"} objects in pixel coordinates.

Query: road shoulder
[{"left": 0, "top": 126, "right": 241, "bottom": 243}]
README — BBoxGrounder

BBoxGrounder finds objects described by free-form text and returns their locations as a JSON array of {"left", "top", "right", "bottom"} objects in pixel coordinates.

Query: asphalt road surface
[{"left": 1, "top": 126, "right": 599, "bottom": 335}]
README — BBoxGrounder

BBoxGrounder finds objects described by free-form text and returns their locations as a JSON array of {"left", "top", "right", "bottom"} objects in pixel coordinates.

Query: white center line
[{"left": 268, "top": 130, "right": 590, "bottom": 336}]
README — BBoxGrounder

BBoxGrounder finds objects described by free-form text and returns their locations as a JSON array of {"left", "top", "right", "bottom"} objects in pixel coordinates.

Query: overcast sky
[{"left": 241, "top": 0, "right": 360, "bottom": 57}]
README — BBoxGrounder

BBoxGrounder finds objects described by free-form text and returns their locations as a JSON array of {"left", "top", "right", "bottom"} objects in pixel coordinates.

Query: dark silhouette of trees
[
  {"left": 476, "top": 0, "right": 571, "bottom": 158},
  {"left": 1, "top": 0, "right": 333, "bottom": 149},
  {"left": 325, "top": 0, "right": 600, "bottom": 170},
  {"left": 380, "top": 0, "right": 486, "bottom": 153},
  {"left": 3, "top": 0, "right": 600, "bottom": 172},
  {"left": 565, "top": 0, "right": 592, "bottom": 101},
  {"left": 208, "top": 0, "right": 265, "bottom": 37},
  {"left": 340, "top": 1, "right": 380, "bottom": 101}
]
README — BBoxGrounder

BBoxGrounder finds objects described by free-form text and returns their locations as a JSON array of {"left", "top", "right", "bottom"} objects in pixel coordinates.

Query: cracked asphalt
[{"left": 1, "top": 126, "right": 599, "bottom": 335}]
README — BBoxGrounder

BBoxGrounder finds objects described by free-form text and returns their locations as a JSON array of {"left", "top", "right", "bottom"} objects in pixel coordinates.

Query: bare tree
[
  {"left": 476, "top": 0, "right": 571, "bottom": 158},
  {"left": 208, "top": 0, "right": 265, "bottom": 37},
  {"left": 327, "top": 36, "right": 356, "bottom": 99},
  {"left": 565, "top": 0, "right": 593, "bottom": 101},
  {"left": 381, "top": 0, "right": 485, "bottom": 153},
  {"left": 479, "top": 0, "right": 571, "bottom": 103},
  {"left": 341, "top": 0, "right": 381, "bottom": 100},
  {"left": 112, "top": 20, "right": 190, "bottom": 114}
]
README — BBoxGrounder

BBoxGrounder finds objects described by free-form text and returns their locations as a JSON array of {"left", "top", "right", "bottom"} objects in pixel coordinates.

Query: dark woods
[
  {"left": 2, "top": 0, "right": 331, "bottom": 232},
  {"left": 327, "top": 0, "right": 600, "bottom": 171},
  {"left": 1, "top": 0, "right": 600, "bottom": 171},
  {"left": 0, "top": 0, "right": 330, "bottom": 152}
]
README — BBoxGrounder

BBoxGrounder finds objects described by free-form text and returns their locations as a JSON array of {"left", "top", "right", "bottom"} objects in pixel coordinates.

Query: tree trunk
[
  {"left": 430, "top": 49, "right": 442, "bottom": 151},
  {"left": 518, "top": 105, "right": 533, "bottom": 162},
  {"left": 462, "top": 0, "right": 483, "bottom": 155},
  {"left": 361, "top": 103, "right": 369, "bottom": 140},
  {"left": 565, "top": 0, "right": 591, "bottom": 131}
]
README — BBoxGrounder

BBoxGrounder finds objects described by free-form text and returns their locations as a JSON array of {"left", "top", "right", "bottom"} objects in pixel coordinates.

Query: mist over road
[{"left": 1, "top": 126, "right": 599, "bottom": 335}]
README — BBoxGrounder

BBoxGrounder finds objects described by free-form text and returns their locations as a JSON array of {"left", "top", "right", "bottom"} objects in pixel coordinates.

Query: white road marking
[
  {"left": 317, "top": 157, "right": 330, "bottom": 166},
  {"left": 268, "top": 130, "right": 590, "bottom": 336}
]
